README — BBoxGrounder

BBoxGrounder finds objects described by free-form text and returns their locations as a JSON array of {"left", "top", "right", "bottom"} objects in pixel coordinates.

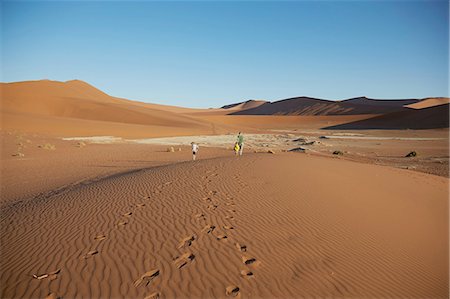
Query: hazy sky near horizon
[{"left": 2, "top": 1, "right": 449, "bottom": 108}]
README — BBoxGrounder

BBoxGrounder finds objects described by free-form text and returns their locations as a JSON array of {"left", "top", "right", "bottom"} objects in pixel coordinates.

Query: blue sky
[{"left": 2, "top": 1, "right": 449, "bottom": 108}]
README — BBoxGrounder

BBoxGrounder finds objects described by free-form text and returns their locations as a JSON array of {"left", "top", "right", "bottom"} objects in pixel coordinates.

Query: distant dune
[
  {"left": 324, "top": 104, "right": 450, "bottom": 130},
  {"left": 0, "top": 80, "right": 234, "bottom": 137},
  {"left": 341, "top": 96, "right": 419, "bottom": 107},
  {"left": 1, "top": 80, "right": 448, "bottom": 136},
  {"left": 405, "top": 97, "right": 450, "bottom": 109},
  {"left": 221, "top": 100, "right": 267, "bottom": 111},
  {"left": 230, "top": 96, "right": 422, "bottom": 116},
  {"left": 1, "top": 80, "right": 205, "bottom": 126}
]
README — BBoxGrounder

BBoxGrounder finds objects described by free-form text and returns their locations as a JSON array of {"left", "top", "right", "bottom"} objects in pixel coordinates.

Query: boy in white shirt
[{"left": 191, "top": 142, "right": 199, "bottom": 161}]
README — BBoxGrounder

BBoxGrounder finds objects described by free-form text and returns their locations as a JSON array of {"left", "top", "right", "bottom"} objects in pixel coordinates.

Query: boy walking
[
  {"left": 237, "top": 132, "right": 244, "bottom": 156},
  {"left": 191, "top": 142, "right": 199, "bottom": 161}
]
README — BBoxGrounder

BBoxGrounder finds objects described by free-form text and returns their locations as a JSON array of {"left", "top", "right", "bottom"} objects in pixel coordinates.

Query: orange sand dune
[
  {"left": 1, "top": 152, "right": 447, "bottom": 298},
  {"left": 406, "top": 97, "right": 450, "bottom": 109},
  {"left": 1, "top": 80, "right": 211, "bottom": 127},
  {"left": 1, "top": 80, "right": 378, "bottom": 137},
  {"left": 221, "top": 100, "right": 267, "bottom": 111},
  {"left": 1, "top": 80, "right": 238, "bottom": 137}
]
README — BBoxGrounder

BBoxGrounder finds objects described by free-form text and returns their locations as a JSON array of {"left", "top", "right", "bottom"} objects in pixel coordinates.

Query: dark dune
[
  {"left": 341, "top": 96, "right": 419, "bottom": 107},
  {"left": 323, "top": 104, "right": 450, "bottom": 130},
  {"left": 229, "top": 96, "right": 420, "bottom": 116}
]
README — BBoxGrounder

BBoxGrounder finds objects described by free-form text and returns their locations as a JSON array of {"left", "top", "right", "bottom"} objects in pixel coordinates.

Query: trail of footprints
[
  {"left": 38, "top": 173, "right": 259, "bottom": 298},
  {"left": 191, "top": 170, "right": 260, "bottom": 297}
]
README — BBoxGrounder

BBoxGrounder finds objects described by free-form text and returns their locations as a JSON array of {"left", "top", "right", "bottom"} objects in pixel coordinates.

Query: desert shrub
[{"left": 405, "top": 151, "right": 417, "bottom": 157}]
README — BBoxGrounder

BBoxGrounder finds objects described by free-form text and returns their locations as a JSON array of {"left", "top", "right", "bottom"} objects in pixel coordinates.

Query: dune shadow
[{"left": 322, "top": 104, "right": 449, "bottom": 130}]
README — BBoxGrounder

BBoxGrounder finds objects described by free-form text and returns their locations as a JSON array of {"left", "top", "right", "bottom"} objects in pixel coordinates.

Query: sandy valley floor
[{"left": 1, "top": 130, "right": 448, "bottom": 298}]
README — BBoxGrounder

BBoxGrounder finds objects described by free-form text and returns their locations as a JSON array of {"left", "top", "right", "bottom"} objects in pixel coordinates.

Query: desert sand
[
  {"left": 1, "top": 144, "right": 448, "bottom": 298},
  {"left": 1, "top": 80, "right": 449, "bottom": 298}
]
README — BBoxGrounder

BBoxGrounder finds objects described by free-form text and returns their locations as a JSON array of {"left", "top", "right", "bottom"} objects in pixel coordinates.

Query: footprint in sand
[
  {"left": 226, "top": 202, "right": 235, "bottom": 206},
  {"left": 225, "top": 286, "right": 240, "bottom": 297},
  {"left": 216, "top": 234, "right": 228, "bottom": 241},
  {"left": 203, "top": 197, "right": 212, "bottom": 202},
  {"left": 240, "top": 270, "right": 254, "bottom": 278},
  {"left": 242, "top": 256, "right": 260, "bottom": 266},
  {"left": 227, "top": 209, "right": 236, "bottom": 213},
  {"left": 94, "top": 235, "right": 106, "bottom": 241},
  {"left": 208, "top": 190, "right": 218, "bottom": 195},
  {"left": 123, "top": 212, "right": 133, "bottom": 217},
  {"left": 178, "top": 235, "right": 196, "bottom": 249},
  {"left": 223, "top": 225, "right": 234, "bottom": 230},
  {"left": 235, "top": 243, "right": 247, "bottom": 252},
  {"left": 225, "top": 216, "right": 235, "bottom": 220},
  {"left": 201, "top": 224, "right": 215, "bottom": 234},
  {"left": 134, "top": 269, "right": 160, "bottom": 287},
  {"left": 173, "top": 252, "right": 195, "bottom": 269},
  {"left": 117, "top": 220, "right": 128, "bottom": 227},
  {"left": 195, "top": 213, "right": 207, "bottom": 220},
  {"left": 137, "top": 203, "right": 146, "bottom": 207},
  {"left": 144, "top": 292, "right": 160, "bottom": 299},
  {"left": 82, "top": 250, "right": 99, "bottom": 259},
  {"left": 45, "top": 293, "right": 62, "bottom": 299},
  {"left": 207, "top": 204, "right": 218, "bottom": 210},
  {"left": 33, "top": 269, "right": 61, "bottom": 281}
]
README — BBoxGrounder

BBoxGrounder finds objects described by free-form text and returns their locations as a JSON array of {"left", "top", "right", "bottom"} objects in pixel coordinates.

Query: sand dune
[
  {"left": 324, "top": 104, "right": 450, "bottom": 130},
  {"left": 229, "top": 96, "right": 421, "bottom": 116},
  {"left": 341, "top": 96, "right": 419, "bottom": 107},
  {"left": 3, "top": 80, "right": 448, "bottom": 138},
  {"left": 221, "top": 100, "right": 267, "bottom": 111},
  {"left": 406, "top": 97, "right": 450, "bottom": 109},
  {"left": 1, "top": 76, "right": 448, "bottom": 298},
  {"left": 1, "top": 153, "right": 447, "bottom": 298},
  {"left": 1, "top": 80, "right": 234, "bottom": 137},
  {"left": 1, "top": 80, "right": 387, "bottom": 137},
  {"left": 1, "top": 80, "right": 207, "bottom": 126}
]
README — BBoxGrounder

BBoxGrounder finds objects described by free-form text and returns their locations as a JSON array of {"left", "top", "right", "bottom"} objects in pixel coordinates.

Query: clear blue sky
[{"left": 2, "top": 0, "right": 449, "bottom": 108}]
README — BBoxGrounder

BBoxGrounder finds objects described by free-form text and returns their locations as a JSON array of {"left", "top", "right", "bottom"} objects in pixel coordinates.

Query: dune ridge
[
  {"left": 229, "top": 96, "right": 424, "bottom": 116},
  {"left": 1, "top": 153, "right": 447, "bottom": 298},
  {"left": 406, "top": 97, "right": 450, "bottom": 109},
  {"left": 2, "top": 80, "right": 449, "bottom": 137}
]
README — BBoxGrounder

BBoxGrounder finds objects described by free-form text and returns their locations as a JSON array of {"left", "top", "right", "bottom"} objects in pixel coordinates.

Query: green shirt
[{"left": 237, "top": 135, "right": 244, "bottom": 145}]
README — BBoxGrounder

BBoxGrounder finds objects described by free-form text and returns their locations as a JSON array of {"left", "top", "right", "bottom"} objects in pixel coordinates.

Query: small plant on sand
[
  {"left": 405, "top": 151, "right": 417, "bottom": 157},
  {"left": 333, "top": 150, "right": 344, "bottom": 156},
  {"left": 167, "top": 147, "right": 175, "bottom": 152}
]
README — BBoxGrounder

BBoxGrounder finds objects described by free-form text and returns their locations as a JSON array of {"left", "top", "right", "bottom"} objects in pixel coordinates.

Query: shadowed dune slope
[
  {"left": 229, "top": 96, "right": 421, "bottom": 116},
  {"left": 341, "top": 96, "right": 419, "bottom": 107},
  {"left": 0, "top": 153, "right": 447, "bottom": 298},
  {"left": 323, "top": 104, "right": 450, "bottom": 130}
]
